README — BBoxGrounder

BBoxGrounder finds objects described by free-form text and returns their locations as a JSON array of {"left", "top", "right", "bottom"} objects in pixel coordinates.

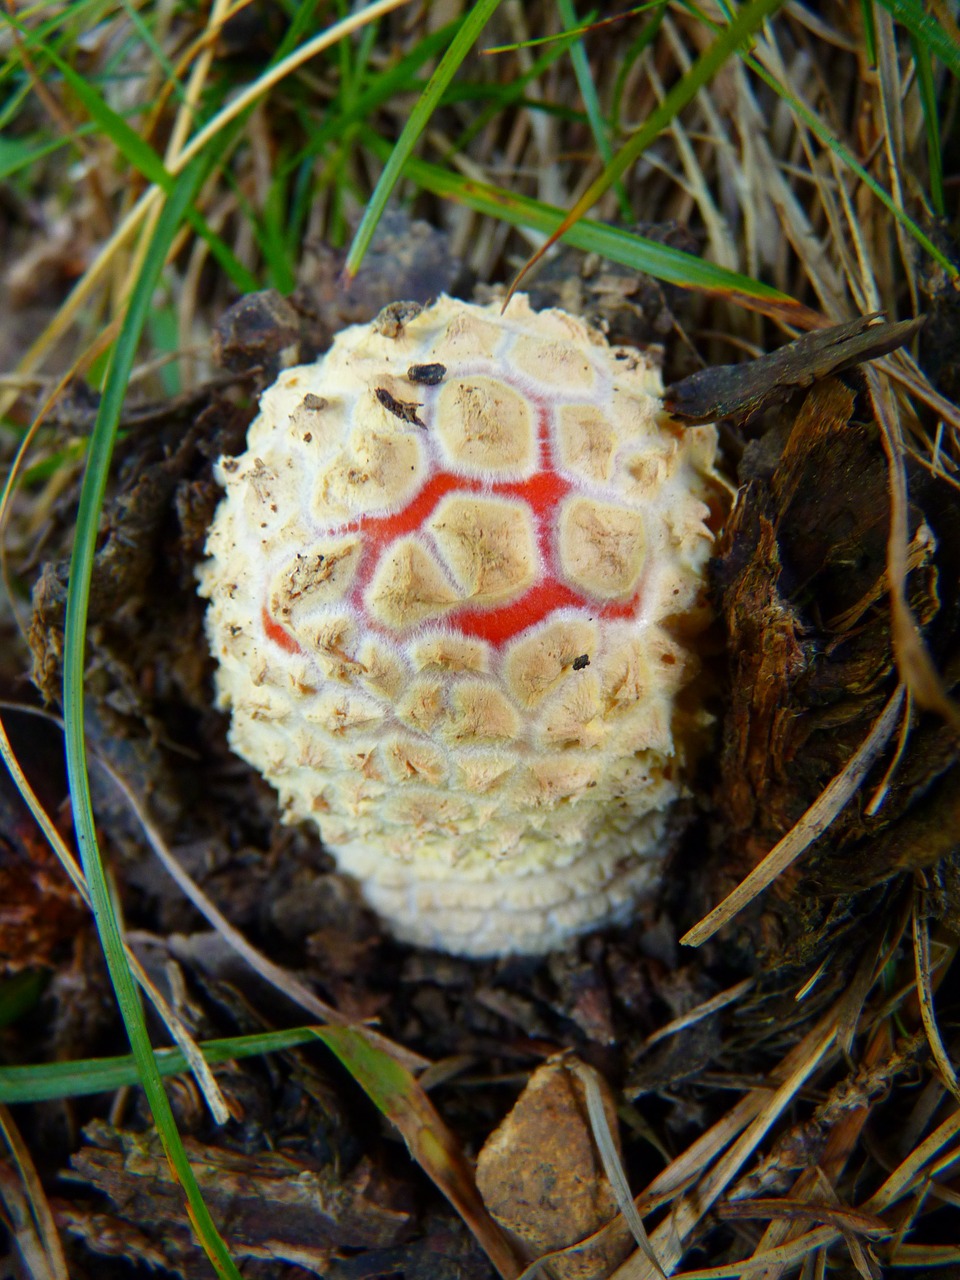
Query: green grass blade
[
  {"left": 280, "top": 20, "right": 455, "bottom": 179},
  {"left": 114, "top": 0, "right": 187, "bottom": 107},
  {"left": 362, "top": 131, "right": 808, "bottom": 319},
  {"left": 342, "top": 0, "right": 504, "bottom": 280},
  {"left": 910, "top": 33, "right": 946, "bottom": 215},
  {"left": 875, "top": 0, "right": 960, "bottom": 78},
  {"left": 25, "top": 31, "right": 258, "bottom": 293},
  {"left": 557, "top": 0, "right": 632, "bottom": 220},
  {"left": 316, "top": 1026, "right": 521, "bottom": 1279},
  {"left": 860, "top": 0, "right": 878, "bottom": 66},
  {"left": 0, "top": 1028, "right": 322, "bottom": 1105},
  {"left": 451, "top": 26, "right": 579, "bottom": 157},
  {"left": 62, "top": 156, "right": 242, "bottom": 1280},
  {"left": 511, "top": 0, "right": 788, "bottom": 291},
  {"left": 0, "top": 127, "right": 96, "bottom": 180},
  {"left": 611, "top": 4, "right": 666, "bottom": 133}
]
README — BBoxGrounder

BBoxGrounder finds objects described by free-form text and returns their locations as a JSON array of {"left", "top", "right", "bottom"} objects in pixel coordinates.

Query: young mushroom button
[{"left": 199, "top": 294, "right": 720, "bottom": 956}]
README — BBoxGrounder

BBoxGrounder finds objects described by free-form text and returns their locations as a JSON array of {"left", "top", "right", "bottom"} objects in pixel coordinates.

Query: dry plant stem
[
  {"left": 0, "top": 1104, "right": 70, "bottom": 1280},
  {"left": 565, "top": 1059, "right": 666, "bottom": 1279},
  {"left": 830, "top": 147, "right": 883, "bottom": 318},
  {"left": 94, "top": 748, "right": 429, "bottom": 1071},
  {"left": 865, "top": 1106, "right": 960, "bottom": 1217},
  {"left": 0, "top": 707, "right": 233, "bottom": 1123},
  {"left": 736, "top": 1022, "right": 960, "bottom": 1277},
  {"left": 659, "top": 16, "right": 740, "bottom": 275},
  {"left": 123, "top": 0, "right": 234, "bottom": 299},
  {"left": 644, "top": 1229, "right": 850, "bottom": 1279},
  {"left": 642, "top": 979, "right": 755, "bottom": 1050},
  {"left": 138, "top": 0, "right": 258, "bottom": 166},
  {"left": 0, "top": 0, "right": 415, "bottom": 422},
  {"left": 912, "top": 888, "right": 960, "bottom": 1105},
  {"left": 865, "top": 688, "right": 913, "bottom": 816},
  {"left": 834, "top": 918, "right": 898, "bottom": 1057},
  {"left": 716, "top": 1196, "right": 887, "bottom": 1240},
  {"left": 865, "top": 367, "right": 960, "bottom": 730},
  {"left": 681, "top": 684, "right": 907, "bottom": 948},
  {"left": 611, "top": 1017, "right": 838, "bottom": 1278},
  {"left": 885, "top": 351, "right": 960, "bottom": 434},
  {"left": 0, "top": 321, "right": 122, "bottom": 642},
  {"left": 745, "top": 1020, "right": 896, "bottom": 1280},
  {"left": 874, "top": 8, "right": 919, "bottom": 321},
  {"left": 731, "top": 64, "right": 846, "bottom": 316}
]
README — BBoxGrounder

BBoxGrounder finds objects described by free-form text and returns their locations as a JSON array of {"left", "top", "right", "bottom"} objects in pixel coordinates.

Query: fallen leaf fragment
[{"left": 476, "top": 1057, "right": 633, "bottom": 1280}]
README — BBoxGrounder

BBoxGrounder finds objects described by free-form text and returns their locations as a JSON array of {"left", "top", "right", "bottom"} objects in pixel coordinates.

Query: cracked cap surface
[{"left": 199, "top": 294, "right": 719, "bottom": 955}]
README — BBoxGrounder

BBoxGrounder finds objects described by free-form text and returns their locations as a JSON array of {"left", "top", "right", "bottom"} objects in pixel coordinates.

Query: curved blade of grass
[
  {"left": 61, "top": 156, "right": 241, "bottom": 1280},
  {"left": 453, "top": 25, "right": 578, "bottom": 158},
  {"left": 509, "top": 0, "right": 787, "bottom": 298},
  {"left": 1, "top": 0, "right": 415, "bottom": 422},
  {"left": 362, "top": 133, "right": 818, "bottom": 324},
  {"left": 483, "top": 3, "right": 663, "bottom": 54},
  {"left": 316, "top": 1026, "right": 521, "bottom": 1280},
  {"left": 278, "top": 18, "right": 454, "bottom": 204},
  {"left": 910, "top": 33, "right": 946, "bottom": 215},
  {"left": 875, "top": 0, "right": 960, "bottom": 78},
  {"left": 860, "top": 0, "right": 879, "bottom": 66},
  {"left": 342, "top": 0, "right": 504, "bottom": 281},
  {"left": 0, "top": 1028, "right": 322, "bottom": 1106},
  {"left": 611, "top": 4, "right": 666, "bottom": 133},
  {"left": 0, "top": 125, "right": 98, "bottom": 181}
]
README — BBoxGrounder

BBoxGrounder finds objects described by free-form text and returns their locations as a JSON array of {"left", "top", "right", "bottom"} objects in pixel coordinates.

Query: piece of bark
[
  {"left": 663, "top": 314, "right": 923, "bottom": 426},
  {"left": 687, "top": 373, "right": 959, "bottom": 1010},
  {"left": 59, "top": 1120, "right": 411, "bottom": 1279}
]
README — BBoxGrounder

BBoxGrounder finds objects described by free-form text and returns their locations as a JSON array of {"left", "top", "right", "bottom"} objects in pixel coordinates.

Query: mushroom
[{"left": 199, "top": 295, "right": 719, "bottom": 956}]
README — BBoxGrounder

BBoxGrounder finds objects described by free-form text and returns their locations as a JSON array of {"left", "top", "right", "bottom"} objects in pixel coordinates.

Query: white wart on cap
[{"left": 199, "top": 294, "right": 719, "bottom": 956}]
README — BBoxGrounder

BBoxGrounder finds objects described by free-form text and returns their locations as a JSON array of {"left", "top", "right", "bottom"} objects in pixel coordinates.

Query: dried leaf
[{"left": 476, "top": 1057, "right": 633, "bottom": 1280}]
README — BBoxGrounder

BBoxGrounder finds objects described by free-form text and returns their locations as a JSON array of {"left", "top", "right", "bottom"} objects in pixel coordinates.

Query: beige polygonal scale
[
  {"left": 435, "top": 310, "right": 502, "bottom": 359},
  {"left": 318, "top": 426, "right": 424, "bottom": 518},
  {"left": 268, "top": 541, "right": 361, "bottom": 622},
  {"left": 365, "top": 538, "right": 460, "bottom": 629},
  {"left": 556, "top": 404, "right": 618, "bottom": 482},
  {"left": 503, "top": 615, "right": 600, "bottom": 708},
  {"left": 428, "top": 494, "right": 537, "bottom": 607},
  {"left": 410, "top": 633, "right": 491, "bottom": 675},
  {"left": 200, "top": 293, "right": 721, "bottom": 956},
  {"left": 434, "top": 378, "right": 536, "bottom": 476},
  {"left": 558, "top": 497, "right": 646, "bottom": 599},
  {"left": 511, "top": 336, "right": 596, "bottom": 390}
]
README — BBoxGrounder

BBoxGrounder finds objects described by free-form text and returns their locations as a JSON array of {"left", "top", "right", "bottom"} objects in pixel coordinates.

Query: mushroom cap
[{"left": 199, "top": 294, "right": 719, "bottom": 956}]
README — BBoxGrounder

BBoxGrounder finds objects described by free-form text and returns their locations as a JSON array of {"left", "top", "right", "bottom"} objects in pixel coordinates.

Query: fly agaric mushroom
[{"left": 199, "top": 295, "right": 719, "bottom": 956}]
